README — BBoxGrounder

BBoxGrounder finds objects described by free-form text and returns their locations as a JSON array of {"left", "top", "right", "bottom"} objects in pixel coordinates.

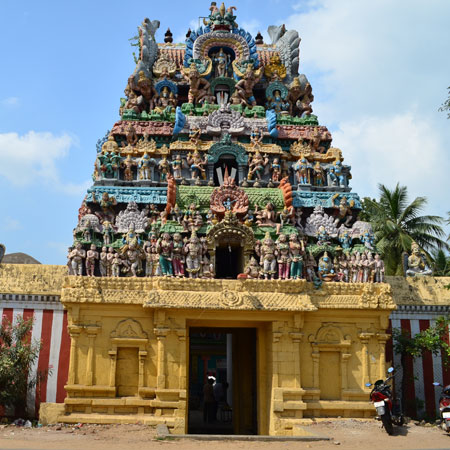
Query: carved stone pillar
[
  {"left": 311, "top": 348, "right": 320, "bottom": 389},
  {"left": 108, "top": 350, "right": 117, "bottom": 387},
  {"left": 377, "top": 333, "right": 390, "bottom": 379},
  {"left": 289, "top": 332, "right": 303, "bottom": 388},
  {"left": 85, "top": 326, "right": 100, "bottom": 386},
  {"left": 340, "top": 351, "right": 351, "bottom": 391},
  {"left": 358, "top": 332, "right": 374, "bottom": 388},
  {"left": 67, "top": 325, "right": 82, "bottom": 385},
  {"left": 155, "top": 327, "right": 169, "bottom": 389},
  {"left": 272, "top": 328, "right": 282, "bottom": 389},
  {"left": 177, "top": 329, "right": 187, "bottom": 390},
  {"left": 139, "top": 351, "right": 148, "bottom": 388}
]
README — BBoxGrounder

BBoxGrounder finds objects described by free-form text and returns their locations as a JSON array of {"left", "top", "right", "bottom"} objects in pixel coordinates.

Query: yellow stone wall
[{"left": 3, "top": 265, "right": 448, "bottom": 435}]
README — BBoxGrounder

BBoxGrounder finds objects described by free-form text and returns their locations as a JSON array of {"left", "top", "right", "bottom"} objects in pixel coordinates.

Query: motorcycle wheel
[{"left": 381, "top": 412, "right": 394, "bottom": 435}]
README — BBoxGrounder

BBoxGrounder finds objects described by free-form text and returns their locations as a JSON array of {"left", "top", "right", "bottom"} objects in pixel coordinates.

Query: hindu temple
[{"left": 16, "top": 3, "right": 400, "bottom": 435}]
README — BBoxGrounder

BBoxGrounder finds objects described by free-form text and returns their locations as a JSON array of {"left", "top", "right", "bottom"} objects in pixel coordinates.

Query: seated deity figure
[
  {"left": 266, "top": 89, "right": 289, "bottom": 114},
  {"left": 184, "top": 232, "right": 202, "bottom": 278},
  {"left": 154, "top": 86, "right": 177, "bottom": 114},
  {"left": 289, "top": 234, "right": 304, "bottom": 280},
  {"left": 276, "top": 233, "right": 291, "bottom": 280},
  {"left": 171, "top": 233, "right": 185, "bottom": 277},
  {"left": 317, "top": 252, "right": 336, "bottom": 281},
  {"left": 69, "top": 242, "right": 86, "bottom": 276},
  {"left": 244, "top": 257, "right": 261, "bottom": 279},
  {"left": 156, "top": 233, "right": 173, "bottom": 277},
  {"left": 406, "top": 242, "right": 432, "bottom": 276},
  {"left": 255, "top": 202, "right": 277, "bottom": 227},
  {"left": 260, "top": 233, "right": 277, "bottom": 280}
]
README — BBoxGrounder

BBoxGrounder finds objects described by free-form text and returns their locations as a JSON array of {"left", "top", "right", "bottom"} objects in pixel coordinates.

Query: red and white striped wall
[
  {"left": 0, "top": 295, "right": 70, "bottom": 418},
  {"left": 387, "top": 305, "right": 450, "bottom": 419}
]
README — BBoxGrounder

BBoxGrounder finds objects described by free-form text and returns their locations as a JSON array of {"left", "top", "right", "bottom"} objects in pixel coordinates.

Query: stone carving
[
  {"left": 304, "top": 205, "right": 339, "bottom": 237},
  {"left": 111, "top": 318, "right": 148, "bottom": 340},
  {"left": 405, "top": 242, "right": 432, "bottom": 277},
  {"left": 206, "top": 103, "right": 245, "bottom": 135},
  {"left": 115, "top": 202, "right": 149, "bottom": 233},
  {"left": 210, "top": 175, "right": 249, "bottom": 217}
]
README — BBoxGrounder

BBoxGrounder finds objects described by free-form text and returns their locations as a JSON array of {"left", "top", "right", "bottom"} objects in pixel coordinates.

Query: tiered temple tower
[{"left": 57, "top": 4, "right": 395, "bottom": 435}]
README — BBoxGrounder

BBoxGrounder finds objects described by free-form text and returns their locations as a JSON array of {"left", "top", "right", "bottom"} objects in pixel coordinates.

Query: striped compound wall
[
  {"left": 0, "top": 294, "right": 70, "bottom": 418},
  {"left": 1, "top": 297, "right": 449, "bottom": 419}
]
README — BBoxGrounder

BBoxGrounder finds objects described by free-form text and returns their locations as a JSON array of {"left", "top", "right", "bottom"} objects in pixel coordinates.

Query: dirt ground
[{"left": 0, "top": 419, "right": 449, "bottom": 450}]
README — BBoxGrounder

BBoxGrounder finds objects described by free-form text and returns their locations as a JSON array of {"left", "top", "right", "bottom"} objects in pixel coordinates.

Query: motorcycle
[
  {"left": 366, "top": 367, "right": 404, "bottom": 435},
  {"left": 432, "top": 381, "right": 450, "bottom": 432}
]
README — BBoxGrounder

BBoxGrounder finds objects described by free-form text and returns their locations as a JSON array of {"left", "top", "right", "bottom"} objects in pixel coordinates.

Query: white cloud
[
  {"left": 174, "top": 19, "right": 199, "bottom": 44},
  {"left": 1, "top": 97, "right": 19, "bottom": 107},
  {"left": 0, "top": 216, "right": 22, "bottom": 232},
  {"left": 0, "top": 131, "right": 88, "bottom": 195},
  {"left": 281, "top": 0, "right": 450, "bottom": 219}
]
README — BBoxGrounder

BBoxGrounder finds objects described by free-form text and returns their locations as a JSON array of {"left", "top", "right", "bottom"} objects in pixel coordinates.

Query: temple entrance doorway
[
  {"left": 215, "top": 243, "right": 243, "bottom": 279},
  {"left": 213, "top": 154, "right": 238, "bottom": 186},
  {"left": 188, "top": 327, "right": 257, "bottom": 435}
]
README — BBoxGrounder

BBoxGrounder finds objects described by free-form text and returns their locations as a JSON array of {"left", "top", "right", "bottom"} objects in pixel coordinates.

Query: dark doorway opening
[
  {"left": 188, "top": 327, "right": 257, "bottom": 435},
  {"left": 214, "top": 154, "right": 238, "bottom": 186},
  {"left": 215, "top": 244, "right": 243, "bottom": 279}
]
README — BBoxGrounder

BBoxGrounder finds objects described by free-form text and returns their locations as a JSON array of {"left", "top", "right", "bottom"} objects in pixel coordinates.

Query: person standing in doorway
[{"left": 203, "top": 376, "right": 216, "bottom": 423}]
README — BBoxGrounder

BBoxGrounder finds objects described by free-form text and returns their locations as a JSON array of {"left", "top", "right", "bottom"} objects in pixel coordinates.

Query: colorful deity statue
[
  {"left": 156, "top": 232, "right": 173, "bottom": 276},
  {"left": 329, "top": 159, "right": 346, "bottom": 187},
  {"left": 154, "top": 86, "right": 177, "bottom": 114},
  {"left": 182, "top": 203, "right": 203, "bottom": 232},
  {"left": 305, "top": 252, "right": 317, "bottom": 281},
  {"left": 293, "top": 156, "right": 311, "bottom": 184},
  {"left": 171, "top": 204, "right": 183, "bottom": 223},
  {"left": 186, "top": 150, "right": 207, "bottom": 179},
  {"left": 92, "top": 192, "right": 117, "bottom": 221},
  {"left": 158, "top": 155, "right": 171, "bottom": 182},
  {"left": 276, "top": 233, "right": 291, "bottom": 280},
  {"left": 260, "top": 233, "right": 277, "bottom": 280},
  {"left": 106, "top": 247, "right": 115, "bottom": 277},
  {"left": 138, "top": 152, "right": 153, "bottom": 180},
  {"left": 102, "top": 220, "right": 114, "bottom": 246},
  {"left": 271, "top": 158, "right": 282, "bottom": 182},
  {"left": 406, "top": 242, "right": 432, "bottom": 276},
  {"left": 338, "top": 254, "right": 349, "bottom": 282},
  {"left": 123, "top": 243, "right": 142, "bottom": 277},
  {"left": 332, "top": 194, "right": 354, "bottom": 227},
  {"left": 297, "top": 81, "right": 314, "bottom": 117},
  {"left": 266, "top": 89, "right": 289, "bottom": 114},
  {"left": 121, "top": 223, "right": 142, "bottom": 254},
  {"left": 264, "top": 54, "right": 287, "bottom": 82},
  {"left": 339, "top": 230, "right": 352, "bottom": 250},
  {"left": 255, "top": 202, "right": 277, "bottom": 227},
  {"left": 171, "top": 155, "right": 183, "bottom": 179},
  {"left": 289, "top": 234, "right": 304, "bottom": 279},
  {"left": 99, "top": 246, "right": 108, "bottom": 277},
  {"left": 247, "top": 151, "right": 268, "bottom": 180},
  {"left": 317, "top": 225, "right": 331, "bottom": 246},
  {"left": 184, "top": 232, "right": 202, "bottom": 278},
  {"left": 313, "top": 161, "right": 325, "bottom": 186},
  {"left": 318, "top": 252, "right": 335, "bottom": 281},
  {"left": 213, "top": 48, "right": 230, "bottom": 77},
  {"left": 250, "top": 127, "right": 263, "bottom": 149},
  {"left": 235, "top": 64, "right": 262, "bottom": 107},
  {"left": 244, "top": 256, "right": 261, "bottom": 279},
  {"left": 122, "top": 154, "right": 136, "bottom": 181},
  {"left": 361, "top": 230, "right": 375, "bottom": 250},
  {"left": 136, "top": 70, "right": 157, "bottom": 112},
  {"left": 85, "top": 244, "right": 98, "bottom": 277},
  {"left": 201, "top": 254, "right": 214, "bottom": 278},
  {"left": 172, "top": 233, "right": 185, "bottom": 277},
  {"left": 183, "top": 63, "right": 211, "bottom": 104},
  {"left": 374, "top": 254, "right": 385, "bottom": 282},
  {"left": 125, "top": 123, "right": 139, "bottom": 147},
  {"left": 144, "top": 245, "right": 154, "bottom": 277},
  {"left": 111, "top": 252, "right": 122, "bottom": 277},
  {"left": 69, "top": 242, "right": 86, "bottom": 276}
]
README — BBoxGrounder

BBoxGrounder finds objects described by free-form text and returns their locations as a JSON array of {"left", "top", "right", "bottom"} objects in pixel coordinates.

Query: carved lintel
[
  {"left": 358, "top": 332, "right": 374, "bottom": 343},
  {"left": 154, "top": 327, "right": 170, "bottom": 339}
]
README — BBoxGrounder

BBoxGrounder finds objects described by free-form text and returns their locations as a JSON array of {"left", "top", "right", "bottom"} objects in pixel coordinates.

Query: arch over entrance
[{"left": 206, "top": 212, "right": 255, "bottom": 278}]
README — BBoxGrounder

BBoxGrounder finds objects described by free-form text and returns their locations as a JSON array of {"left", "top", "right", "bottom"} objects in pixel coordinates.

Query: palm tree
[{"left": 364, "top": 184, "right": 449, "bottom": 275}]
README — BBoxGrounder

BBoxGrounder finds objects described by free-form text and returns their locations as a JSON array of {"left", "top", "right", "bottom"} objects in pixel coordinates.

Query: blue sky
[{"left": 0, "top": 0, "right": 449, "bottom": 264}]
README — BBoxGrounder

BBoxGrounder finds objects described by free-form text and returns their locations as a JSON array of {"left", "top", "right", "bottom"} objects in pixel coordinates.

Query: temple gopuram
[{"left": 33, "top": 3, "right": 398, "bottom": 435}]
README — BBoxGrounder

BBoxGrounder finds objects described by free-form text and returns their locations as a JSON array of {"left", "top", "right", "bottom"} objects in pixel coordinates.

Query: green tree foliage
[
  {"left": 393, "top": 316, "right": 450, "bottom": 418},
  {"left": 439, "top": 87, "right": 450, "bottom": 119},
  {"left": 432, "top": 249, "right": 450, "bottom": 276},
  {"left": 363, "top": 184, "right": 448, "bottom": 275},
  {"left": 0, "top": 315, "right": 50, "bottom": 417}
]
